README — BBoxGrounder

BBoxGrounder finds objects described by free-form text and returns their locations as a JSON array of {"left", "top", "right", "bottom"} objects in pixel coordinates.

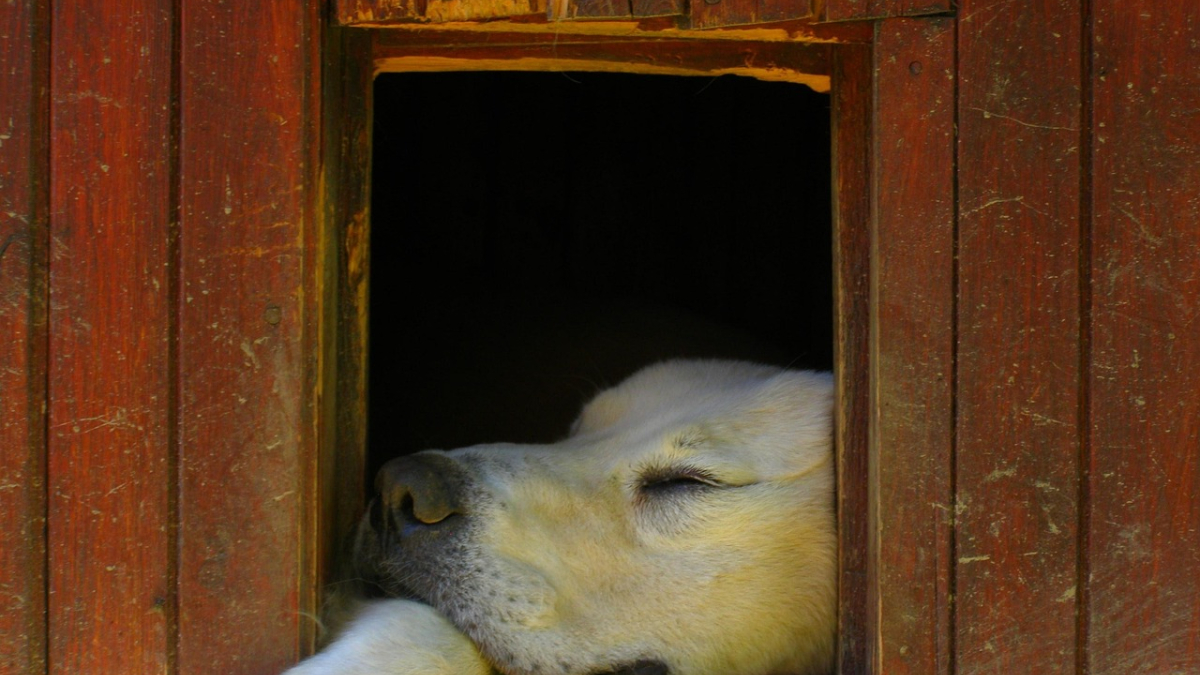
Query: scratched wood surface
[
  {"left": 870, "top": 17, "right": 955, "bottom": 675},
  {"left": 0, "top": 1, "right": 48, "bottom": 673},
  {"left": 8, "top": 4, "right": 1200, "bottom": 674},
  {"left": 46, "top": 0, "right": 175, "bottom": 672},
  {"left": 821, "top": 0, "right": 949, "bottom": 21},
  {"left": 691, "top": 0, "right": 812, "bottom": 30},
  {"left": 831, "top": 41, "right": 871, "bottom": 675},
  {"left": 955, "top": 0, "right": 1085, "bottom": 670},
  {"left": 176, "top": 1, "right": 322, "bottom": 671},
  {"left": 1087, "top": 2, "right": 1200, "bottom": 671}
]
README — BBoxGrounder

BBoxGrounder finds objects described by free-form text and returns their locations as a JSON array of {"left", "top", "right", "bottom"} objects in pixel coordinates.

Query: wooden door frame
[{"left": 318, "top": 18, "right": 957, "bottom": 675}]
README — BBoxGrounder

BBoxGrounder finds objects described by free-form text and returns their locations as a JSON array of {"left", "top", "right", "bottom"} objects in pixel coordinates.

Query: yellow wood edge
[{"left": 375, "top": 54, "right": 831, "bottom": 91}]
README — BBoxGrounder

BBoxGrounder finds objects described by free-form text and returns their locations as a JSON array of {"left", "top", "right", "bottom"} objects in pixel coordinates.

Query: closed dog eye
[{"left": 635, "top": 466, "right": 723, "bottom": 498}]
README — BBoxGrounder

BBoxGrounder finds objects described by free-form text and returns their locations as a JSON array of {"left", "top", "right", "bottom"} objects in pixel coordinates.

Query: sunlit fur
[
  {"left": 286, "top": 360, "right": 835, "bottom": 675},
  {"left": 283, "top": 599, "right": 491, "bottom": 675}
]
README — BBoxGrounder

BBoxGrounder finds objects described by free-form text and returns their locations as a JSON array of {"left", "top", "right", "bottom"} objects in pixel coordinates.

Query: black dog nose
[{"left": 374, "top": 453, "right": 466, "bottom": 534}]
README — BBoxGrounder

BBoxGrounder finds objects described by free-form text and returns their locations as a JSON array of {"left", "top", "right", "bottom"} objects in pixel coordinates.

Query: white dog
[{"left": 287, "top": 360, "right": 835, "bottom": 675}]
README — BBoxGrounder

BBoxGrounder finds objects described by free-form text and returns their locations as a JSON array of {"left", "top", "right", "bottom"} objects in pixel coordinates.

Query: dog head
[{"left": 355, "top": 360, "right": 836, "bottom": 675}]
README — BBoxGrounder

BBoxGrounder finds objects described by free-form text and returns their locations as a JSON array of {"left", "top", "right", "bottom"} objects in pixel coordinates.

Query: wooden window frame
[{"left": 321, "top": 18, "right": 956, "bottom": 675}]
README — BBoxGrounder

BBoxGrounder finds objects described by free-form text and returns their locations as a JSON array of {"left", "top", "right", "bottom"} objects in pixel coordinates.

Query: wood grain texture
[
  {"left": 321, "top": 25, "right": 374, "bottom": 609},
  {"left": 821, "top": 0, "right": 948, "bottom": 22},
  {"left": 831, "top": 42, "right": 871, "bottom": 675},
  {"left": 631, "top": 0, "right": 683, "bottom": 19},
  {"left": 0, "top": 1, "right": 48, "bottom": 672},
  {"left": 335, "top": 0, "right": 420, "bottom": 24},
  {"left": 373, "top": 36, "right": 832, "bottom": 90},
  {"left": 363, "top": 17, "right": 874, "bottom": 43},
  {"left": 1088, "top": 2, "right": 1200, "bottom": 671},
  {"left": 46, "top": 0, "right": 175, "bottom": 671},
  {"left": 870, "top": 17, "right": 955, "bottom": 675},
  {"left": 564, "top": 0, "right": 632, "bottom": 19},
  {"left": 177, "top": 1, "right": 322, "bottom": 671},
  {"left": 955, "top": 0, "right": 1084, "bottom": 671},
  {"left": 425, "top": 0, "right": 545, "bottom": 22},
  {"left": 691, "top": 0, "right": 812, "bottom": 30}
]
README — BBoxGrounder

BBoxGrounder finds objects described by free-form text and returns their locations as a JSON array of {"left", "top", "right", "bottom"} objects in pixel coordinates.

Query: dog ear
[
  {"left": 700, "top": 370, "right": 834, "bottom": 478},
  {"left": 570, "top": 387, "right": 631, "bottom": 437}
]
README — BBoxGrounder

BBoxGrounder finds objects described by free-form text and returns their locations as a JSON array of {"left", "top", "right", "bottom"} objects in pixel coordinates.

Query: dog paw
[{"left": 281, "top": 599, "right": 491, "bottom": 675}]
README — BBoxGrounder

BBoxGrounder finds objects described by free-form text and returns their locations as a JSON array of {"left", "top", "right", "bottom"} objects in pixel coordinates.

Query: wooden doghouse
[{"left": 2, "top": 1, "right": 1197, "bottom": 674}]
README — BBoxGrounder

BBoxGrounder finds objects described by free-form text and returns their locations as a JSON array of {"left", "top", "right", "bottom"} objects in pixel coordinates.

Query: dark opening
[{"left": 369, "top": 71, "right": 832, "bottom": 479}]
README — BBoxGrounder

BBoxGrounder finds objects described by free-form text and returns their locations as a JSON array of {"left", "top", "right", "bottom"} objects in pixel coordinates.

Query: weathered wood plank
[
  {"left": 563, "top": 0, "right": 632, "bottom": 19},
  {"left": 177, "top": 1, "right": 322, "bottom": 671},
  {"left": 365, "top": 18, "right": 874, "bottom": 44},
  {"left": 1088, "top": 2, "right": 1200, "bottom": 671},
  {"left": 373, "top": 37, "right": 832, "bottom": 91},
  {"left": 0, "top": 1, "right": 48, "bottom": 672},
  {"left": 335, "top": 0, "right": 420, "bottom": 24},
  {"left": 337, "top": 0, "right": 546, "bottom": 23},
  {"left": 46, "top": 0, "right": 175, "bottom": 671},
  {"left": 821, "top": 0, "right": 948, "bottom": 22},
  {"left": 955, "top": 0, "right": 1084, "bottom": 670},
  {"left": 425, "top": 0, "right": 546, "bottom": 22},
  {"left": 554, "top": 0, "right": 688, "bottom": 20},
  {"left": 321, "top": 25, "right": 374, "bottom": 621},
  {"left": 870, "top": 17, "right": 955, "bottom": 675},
  {"left": 691, "top": 0, "right": 812, "bottom": 31},
  {"left": 831, "top": 41, "right": 871, "bottom": 675},
  {"left": 631, "top": 0, "right": 683, "bottom": 19}
]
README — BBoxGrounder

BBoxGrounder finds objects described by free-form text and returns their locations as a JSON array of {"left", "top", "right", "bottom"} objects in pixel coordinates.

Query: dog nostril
[
  {"left": 376, "top": 454, "right": 466, "bottom": 529},
  {"left": 396, "top": 492, "right": 416, "bottom": 524}
]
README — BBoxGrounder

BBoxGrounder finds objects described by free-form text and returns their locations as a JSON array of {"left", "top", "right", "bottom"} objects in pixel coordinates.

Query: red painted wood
[
  {"left": 177, "top": 1, "right": 322, "bottom": 671},
  {"left": 821, "top": 0, "right": 948, "bottom": 22},
  {"left": 46, "top": 0, "right": 175, "bottom": 672},
  {"left": 0, "top": 1, "right": 48, "bottom": 673},
  {"left": 955, "top": 0, "right": 1084, "bottom": 670},
  {"left": 1088, "top": 2, "right": 1200, "bottom": 671},
  {"left": 870, "top": 18, "right": 955, "bottom": 675},
  {"left": 831, "top": 42, "right": 871, "bottom": 675}
]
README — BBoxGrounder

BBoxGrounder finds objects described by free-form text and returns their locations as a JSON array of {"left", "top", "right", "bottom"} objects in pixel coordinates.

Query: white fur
[
  {"left": 283, "top": 599, "right": 490, "bottom": 675},
  {"left": 285, "top": 360, "right": 835, "bottom": 675}
]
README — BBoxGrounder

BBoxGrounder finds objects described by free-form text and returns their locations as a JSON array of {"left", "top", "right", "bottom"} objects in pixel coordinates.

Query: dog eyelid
[{"left": 636, "top": 465, "right": 723, "bottom": 491}]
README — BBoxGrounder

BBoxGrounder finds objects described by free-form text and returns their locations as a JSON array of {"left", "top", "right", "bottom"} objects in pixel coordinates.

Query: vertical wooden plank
[
  {"left": 0, "top": 1, "right": 48, "bottom": 672},
  {"left": 1088, "top": 3, "right": 1200, "bottom": 672},
  {"left": 320, "top": 25, "right": 373, "bottom": 625},
  {"left": 46, "top": 0, "right": 175, "bottom": 672},
  {"left": 832, "top": 41, "right": 872, "bottom": 675},
  {"left": 177, "top": 1, "right": 321, "bottom": 671},
  {"left": 955, "top": 0, "right": 1083, "bottom": 671},
  {"left": 822, "top": 0, "right": 949, "bottom": 22},
  {"left": 871, "top": 17, "right": 955, "bottom": 675}
]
